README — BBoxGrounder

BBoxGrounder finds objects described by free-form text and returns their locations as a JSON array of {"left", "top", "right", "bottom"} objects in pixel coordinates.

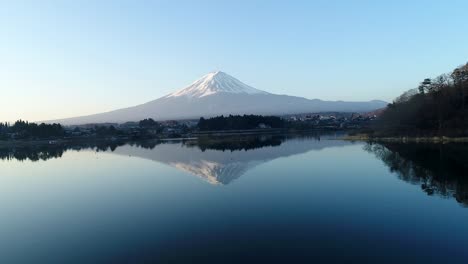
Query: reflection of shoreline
[
  {"left": 0, "top": 133, "right": 353, "bottom": 185},
  {"left": 365, "top": 142, "right": 468, "bottom": 206},
  {"left": 0, "top": 139, "right": 139, "bottom": 162},
  {"left": 0, "top": 132, "right": 342, "bottom": 162}
]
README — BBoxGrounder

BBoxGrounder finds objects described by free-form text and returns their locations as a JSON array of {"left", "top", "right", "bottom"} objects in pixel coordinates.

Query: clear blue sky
[{"left": 1, "top": 0, "right": 468, "bottom": 121}]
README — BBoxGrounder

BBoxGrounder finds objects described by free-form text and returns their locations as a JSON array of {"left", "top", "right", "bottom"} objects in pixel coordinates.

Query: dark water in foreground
[{"left": 1, "top": 135, "right": 468, "bottom": 263}]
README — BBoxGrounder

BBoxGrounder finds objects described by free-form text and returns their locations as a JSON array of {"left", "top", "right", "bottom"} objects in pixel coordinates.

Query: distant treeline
[
  {"left": 373, "top": 63, "right": 468, "bottom": 137},
  {"left": 0, "top": 120, "right": 64, "bottom": 140},
  {"left": 198, "top": 115, "right": 285, "bottom": 131},
  {"left": 0, "top": 118, "right": 186, "bottom": 141}
]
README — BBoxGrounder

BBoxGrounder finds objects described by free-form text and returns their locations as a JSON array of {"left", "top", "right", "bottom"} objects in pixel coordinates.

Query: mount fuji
[{"left": 52, "top": 71, "right": 387, "bottom": 125}]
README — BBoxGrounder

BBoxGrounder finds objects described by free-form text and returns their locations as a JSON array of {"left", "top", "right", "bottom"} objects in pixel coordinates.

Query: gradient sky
[{"left": 1, "top": 0, "right": 468, "bottom": 122}]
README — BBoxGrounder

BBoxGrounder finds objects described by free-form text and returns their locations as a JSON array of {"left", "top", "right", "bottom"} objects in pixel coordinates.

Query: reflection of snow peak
[
  {"left": 112, "top": 138, "right": 353, "bottom": 185},
  {"left": 166, "top": 71, "right": 268, "bottom": 98},
  {"left": 171, "top": 160, "right": 260, "bottom": 185}
]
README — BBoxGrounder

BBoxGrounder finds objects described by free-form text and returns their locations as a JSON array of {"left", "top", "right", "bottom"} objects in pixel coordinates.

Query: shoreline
[
  {"left": 3, "top": 132, "right": 468, "bottom": 148},
  {"left": 0, "top": 129, "right": 345, "bottom": 148},
  {"left": 0, "top": 138, "right": 128, "bottom": 148},
  {"left": 343, "top": 134, "right": 468, "bottom": 143}
]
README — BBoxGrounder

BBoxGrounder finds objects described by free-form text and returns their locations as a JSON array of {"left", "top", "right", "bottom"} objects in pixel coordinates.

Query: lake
[{"left": 1, "top": 134, "right": 468, "bottom": 263}]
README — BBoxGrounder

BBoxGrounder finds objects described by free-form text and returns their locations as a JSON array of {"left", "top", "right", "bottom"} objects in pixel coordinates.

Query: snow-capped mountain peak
[
  {"left": 166, "top": 71, "right": 269, "bottom": 98},
  {"left": 49, "top": 71, "right": 388, "bottom": 125}
]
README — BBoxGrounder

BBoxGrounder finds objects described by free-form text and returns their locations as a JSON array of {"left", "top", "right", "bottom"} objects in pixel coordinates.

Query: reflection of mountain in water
[
  {"left": 0, "top": 134, "right": 351, "bottom": 185},
  {"left": 366, "top": 142, "right": 468, "bottom": 206},
  {"left": 113, "top": 135, "right": 351, "bottom": 185}
]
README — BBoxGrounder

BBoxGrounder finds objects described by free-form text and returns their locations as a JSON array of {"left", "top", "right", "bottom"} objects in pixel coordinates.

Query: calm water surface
[{"left": 1, "top": 135, "right": 468, "bottom": 263}]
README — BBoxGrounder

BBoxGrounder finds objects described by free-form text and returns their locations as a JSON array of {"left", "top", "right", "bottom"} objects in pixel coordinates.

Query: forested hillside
[{"left": 374, "top": 63, "right": 468, "bottom": 137}]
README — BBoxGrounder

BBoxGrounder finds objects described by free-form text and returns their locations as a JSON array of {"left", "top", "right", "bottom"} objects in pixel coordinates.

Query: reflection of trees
[
  {"left": 0, "top": 140, "right": 162, "bottom": 162},
  {"left": 0, "top": 146, "right": 65, "bottom": 162},
  {"left": 183, "top": 135, "right": 284, "bottom": 152},
  {"left": 365, "top": 142, "right": 468, "bottom": 206},
  {"left": 182, "top": 132, "right": 335, "bottom": 152},
  {"left": 0, "top": 132, "right": 340, "bottom": 163}
]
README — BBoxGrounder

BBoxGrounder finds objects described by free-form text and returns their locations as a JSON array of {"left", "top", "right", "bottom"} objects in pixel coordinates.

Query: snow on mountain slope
[
  {"left": 165, "top": 71, "right": 268, "bottom": 98},
  {"left": 49, "top": 71, "right": 388, "bottom": 125}
]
